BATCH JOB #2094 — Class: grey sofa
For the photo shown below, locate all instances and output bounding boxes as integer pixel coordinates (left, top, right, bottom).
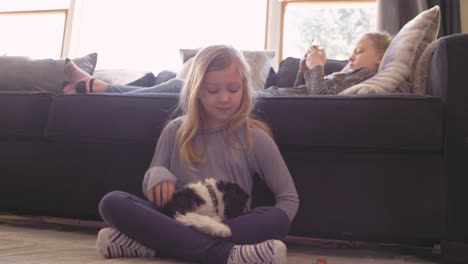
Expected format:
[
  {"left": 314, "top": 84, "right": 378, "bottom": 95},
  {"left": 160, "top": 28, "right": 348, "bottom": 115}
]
[{"left": 1, "top": 34, "right": 468, "bottom": 261}]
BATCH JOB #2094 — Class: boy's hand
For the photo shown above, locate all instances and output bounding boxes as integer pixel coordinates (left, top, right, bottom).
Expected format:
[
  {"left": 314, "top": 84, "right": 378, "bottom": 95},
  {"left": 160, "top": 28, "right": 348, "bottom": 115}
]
[{"left": 148, "top": 181, "right": 175, "bottom": 207}]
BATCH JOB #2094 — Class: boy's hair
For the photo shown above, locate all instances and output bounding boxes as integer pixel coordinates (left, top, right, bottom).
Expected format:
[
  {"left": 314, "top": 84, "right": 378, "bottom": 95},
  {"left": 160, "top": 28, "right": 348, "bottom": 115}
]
[
  {"left": 361, "top": 32, "right": 393, "bottom": 55},
  {"left": 176, "top": 44, "right": 272, "bottom": 169}
]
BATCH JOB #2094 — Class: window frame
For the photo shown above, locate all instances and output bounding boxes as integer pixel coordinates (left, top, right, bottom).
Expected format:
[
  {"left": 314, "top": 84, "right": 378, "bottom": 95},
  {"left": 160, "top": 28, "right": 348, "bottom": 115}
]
[{"left": 0, "top": 8, "right": 69, "bottom": 58}]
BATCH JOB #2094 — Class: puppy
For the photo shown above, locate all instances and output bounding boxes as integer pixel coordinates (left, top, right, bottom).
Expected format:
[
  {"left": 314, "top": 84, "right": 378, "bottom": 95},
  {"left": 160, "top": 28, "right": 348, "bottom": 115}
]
[{"left": 160, "top": 178, "right": 249, "bottom": 237}]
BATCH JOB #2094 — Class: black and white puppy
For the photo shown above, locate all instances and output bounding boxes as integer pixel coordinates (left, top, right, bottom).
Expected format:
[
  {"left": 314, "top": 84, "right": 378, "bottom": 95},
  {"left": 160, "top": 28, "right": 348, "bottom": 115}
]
[{"left": 160, "top": 178, "right": 249, "bottom": 237}]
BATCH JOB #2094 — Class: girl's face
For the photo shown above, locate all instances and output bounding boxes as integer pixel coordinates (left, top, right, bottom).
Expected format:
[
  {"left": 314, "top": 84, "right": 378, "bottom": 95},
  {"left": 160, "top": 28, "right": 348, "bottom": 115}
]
[
  {"left": 348, "top": 36, "right": 383, "bottom": 72},
  {"left": 198, "top": 63, "right": 244, "bottom": 129}
]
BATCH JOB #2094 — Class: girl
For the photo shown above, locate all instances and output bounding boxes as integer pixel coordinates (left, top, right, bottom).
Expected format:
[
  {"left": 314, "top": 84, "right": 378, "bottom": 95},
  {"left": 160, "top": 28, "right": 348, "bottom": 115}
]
[
  {"left": 96, "top": 44, "right": 299, "bottom": 264},
  {"left": 257, "top": 32, "right": 393, "bottom": 96}
]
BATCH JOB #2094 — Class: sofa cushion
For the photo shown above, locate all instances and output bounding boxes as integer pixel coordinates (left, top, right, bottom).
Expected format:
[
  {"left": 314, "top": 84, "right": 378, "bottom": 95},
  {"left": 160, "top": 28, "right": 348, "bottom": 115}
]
[
  {"left": 0, "top": 53, "right": 97, "bottom": 95},
  {"left": 254, "top": 94, "right": 442, "bottom": 152},
  {"left": 413, "top": 39, "right": 440, "bottom": 94},
  {"left": 45, "top": 94, "right": 179, "bottom": 144},
  {"left": 427, "top": 38, "right": 448, "bottom": 98},
  {"left": 275, "top": 57, "right": 300, "bottom": 88},
  {"left": 44, "top": 93, "right": 443, "bottom": 152},
  {"left": 340, "top": 6, "right": 440, "bottom": 94},
  {"left": 179, "top": 48, "right": 199, "bottom": 63},
  {"left": 177, "top": 49, "right": 275, "bottom": 91},
  {"left": 264, "top": 67, "right": 277, "bottom": 89},
  {"left": 0, "top": 92, "right": 53, "bottom": 139}
]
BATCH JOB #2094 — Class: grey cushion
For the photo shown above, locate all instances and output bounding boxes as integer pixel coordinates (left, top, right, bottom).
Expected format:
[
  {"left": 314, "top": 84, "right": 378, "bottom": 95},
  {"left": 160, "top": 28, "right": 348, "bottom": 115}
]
[
  {"left": 0, "top": 53, "right": 97, "bottom": 95},
  {"left": 178, "top": 48, "right": 275, "bottom": 91}
]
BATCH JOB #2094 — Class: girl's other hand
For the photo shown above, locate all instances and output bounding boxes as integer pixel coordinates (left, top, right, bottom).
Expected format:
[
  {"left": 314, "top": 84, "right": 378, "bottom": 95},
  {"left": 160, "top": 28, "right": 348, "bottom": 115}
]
[
  {"left": 148, "top": 181, "right": 175, "bottom": 207},
  {"left": 299, "top": 52, "right": 309, "bottom": 73}
]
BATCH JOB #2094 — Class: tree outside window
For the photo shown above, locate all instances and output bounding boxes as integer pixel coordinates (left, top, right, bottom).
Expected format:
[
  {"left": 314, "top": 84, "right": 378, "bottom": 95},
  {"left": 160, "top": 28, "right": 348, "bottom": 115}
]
[{"left": 283, "top": 2, "right": 377, "bottom": 60}]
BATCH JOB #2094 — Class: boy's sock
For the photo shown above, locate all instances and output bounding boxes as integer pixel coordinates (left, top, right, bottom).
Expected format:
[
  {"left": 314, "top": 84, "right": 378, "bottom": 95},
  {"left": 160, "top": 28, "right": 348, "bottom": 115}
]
[
  {"left": 96, "top": 227, "right": 156, "bottom": 258},
  {"left": 227, "top": 239, "right": 287, "bottom": 264},
  {"left": 63, "top": 58, "right": 94, "bottom": 94}
]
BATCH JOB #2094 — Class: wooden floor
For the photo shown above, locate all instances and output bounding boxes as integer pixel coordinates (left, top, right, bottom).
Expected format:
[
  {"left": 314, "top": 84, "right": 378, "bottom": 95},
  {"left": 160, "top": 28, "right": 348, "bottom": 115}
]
[{"left": 0, "top": 214, "right": 440, "bottom": 264}]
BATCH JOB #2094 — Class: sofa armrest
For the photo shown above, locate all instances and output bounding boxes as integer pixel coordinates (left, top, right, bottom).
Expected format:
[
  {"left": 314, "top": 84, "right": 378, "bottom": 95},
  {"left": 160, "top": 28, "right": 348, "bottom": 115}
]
[{"left": 434, "top": 33, "right": 468, "bottom": 255}]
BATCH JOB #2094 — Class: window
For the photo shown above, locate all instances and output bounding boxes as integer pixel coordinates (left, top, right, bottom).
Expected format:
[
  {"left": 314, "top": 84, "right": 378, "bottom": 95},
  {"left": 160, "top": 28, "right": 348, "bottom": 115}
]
[
  {"left": 69, "top": 0, "right": 268, "bottom": 73},
  {"left": 281, "top": 0, "right": 377, "bottom": 60},
  {"left": 0, "top": 0, "right": 69, "bottom": 58}
]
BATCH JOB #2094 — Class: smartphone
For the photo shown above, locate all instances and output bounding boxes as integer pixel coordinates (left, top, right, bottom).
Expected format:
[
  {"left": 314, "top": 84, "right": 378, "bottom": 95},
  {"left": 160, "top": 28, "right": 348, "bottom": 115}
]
[{"left": 311, "top": 38, "right": 320, "bottom": 48}]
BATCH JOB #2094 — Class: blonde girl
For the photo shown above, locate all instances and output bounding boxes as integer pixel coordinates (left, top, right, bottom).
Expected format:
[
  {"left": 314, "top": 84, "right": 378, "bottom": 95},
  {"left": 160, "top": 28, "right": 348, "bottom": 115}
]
[
  {"left": 258, "top": 31, "right": 393, "bottom": 96},
  {"left": 97, "top": 44, "right": 299, "bottom": 264}
]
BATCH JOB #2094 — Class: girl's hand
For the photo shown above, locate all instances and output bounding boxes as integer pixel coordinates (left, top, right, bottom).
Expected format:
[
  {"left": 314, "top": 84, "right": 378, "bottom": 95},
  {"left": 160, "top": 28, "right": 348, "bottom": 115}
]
[
  {"left": 306, "top": 46, "right": 326, "bottom": 69},
  {"left": 148, "top": 181, "right": 175, "bottom": 207},
  {"left": 299, "top": 45, "right": 315, "bottom": 73}
]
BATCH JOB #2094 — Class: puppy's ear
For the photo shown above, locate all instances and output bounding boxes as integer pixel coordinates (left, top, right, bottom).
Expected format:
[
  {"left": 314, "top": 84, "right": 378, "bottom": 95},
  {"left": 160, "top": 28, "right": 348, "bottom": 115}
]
[
  {"left": 161, "top": 188, "right": 205, "bottom": 217},
  {"left": 217, "top": 181, "right": 249, "bottom": 219}
]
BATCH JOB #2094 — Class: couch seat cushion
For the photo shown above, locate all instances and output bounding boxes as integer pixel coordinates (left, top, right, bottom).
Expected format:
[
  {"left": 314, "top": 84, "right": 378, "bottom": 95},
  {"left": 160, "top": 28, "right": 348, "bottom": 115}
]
[
  {"left": 45, "top": 94, "right": 179, "bottom": 144},
  {"left": 254, "top": 94, "right": 442, "bottom": 152},
  {"left": 0, "top": 92, "right": 53, "bottom": 139}
]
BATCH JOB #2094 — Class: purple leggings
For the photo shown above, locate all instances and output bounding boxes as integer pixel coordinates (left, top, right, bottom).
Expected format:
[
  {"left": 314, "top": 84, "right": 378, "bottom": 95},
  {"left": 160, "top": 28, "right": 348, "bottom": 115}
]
[{"left": 98, "top": 191, "right": 290, "bottom": 264}]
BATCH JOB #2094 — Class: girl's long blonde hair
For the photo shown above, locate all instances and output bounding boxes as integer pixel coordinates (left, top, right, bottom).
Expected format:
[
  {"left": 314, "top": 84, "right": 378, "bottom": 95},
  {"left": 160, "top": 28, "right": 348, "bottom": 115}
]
[{"left": 176, "top": 44, "right": 271, "bottom": 169}]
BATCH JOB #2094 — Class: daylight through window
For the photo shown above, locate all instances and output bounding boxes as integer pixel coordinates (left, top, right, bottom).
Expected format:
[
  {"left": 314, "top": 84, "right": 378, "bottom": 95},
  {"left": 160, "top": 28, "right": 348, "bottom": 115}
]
[
  {"left": 69, "top": 0, "right": 267, "bottom": 73},
  {"left": 282, "top": 1, "right": 377, "bottom": 60}
]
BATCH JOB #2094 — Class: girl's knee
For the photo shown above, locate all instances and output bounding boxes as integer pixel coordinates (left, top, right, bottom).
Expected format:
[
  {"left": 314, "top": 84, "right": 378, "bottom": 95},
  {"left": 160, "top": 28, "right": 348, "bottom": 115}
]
[
  {"left": 98, "top": 191, "right": 130, "bottom": 218},
  {"left": 270, "top": 208, "right": 291, "bottom": 236},
  {"left": 252, "top": 207, "right": 290, "bottom": 236},
  {"left": 252, "top": 207, "right": 289, "bottom": 222},
  {"left": 272, "top": 207, "right": 290, "bottom": 225}
]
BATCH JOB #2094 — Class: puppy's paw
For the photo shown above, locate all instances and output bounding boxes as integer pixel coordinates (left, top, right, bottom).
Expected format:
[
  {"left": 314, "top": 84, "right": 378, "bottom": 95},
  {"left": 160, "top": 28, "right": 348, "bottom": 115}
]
[
  {"left": 175, "top": 212, "right": 232, "bottom": 237},
  {"left": 210, "top": 223, "right": 232, "bottom": 237}
]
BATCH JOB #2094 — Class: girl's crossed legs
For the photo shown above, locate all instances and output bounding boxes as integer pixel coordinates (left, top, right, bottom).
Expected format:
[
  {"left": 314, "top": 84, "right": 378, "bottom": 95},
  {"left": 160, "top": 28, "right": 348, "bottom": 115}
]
[{"left": 98, "top": 191, "right": 290, "bottom": 264}]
